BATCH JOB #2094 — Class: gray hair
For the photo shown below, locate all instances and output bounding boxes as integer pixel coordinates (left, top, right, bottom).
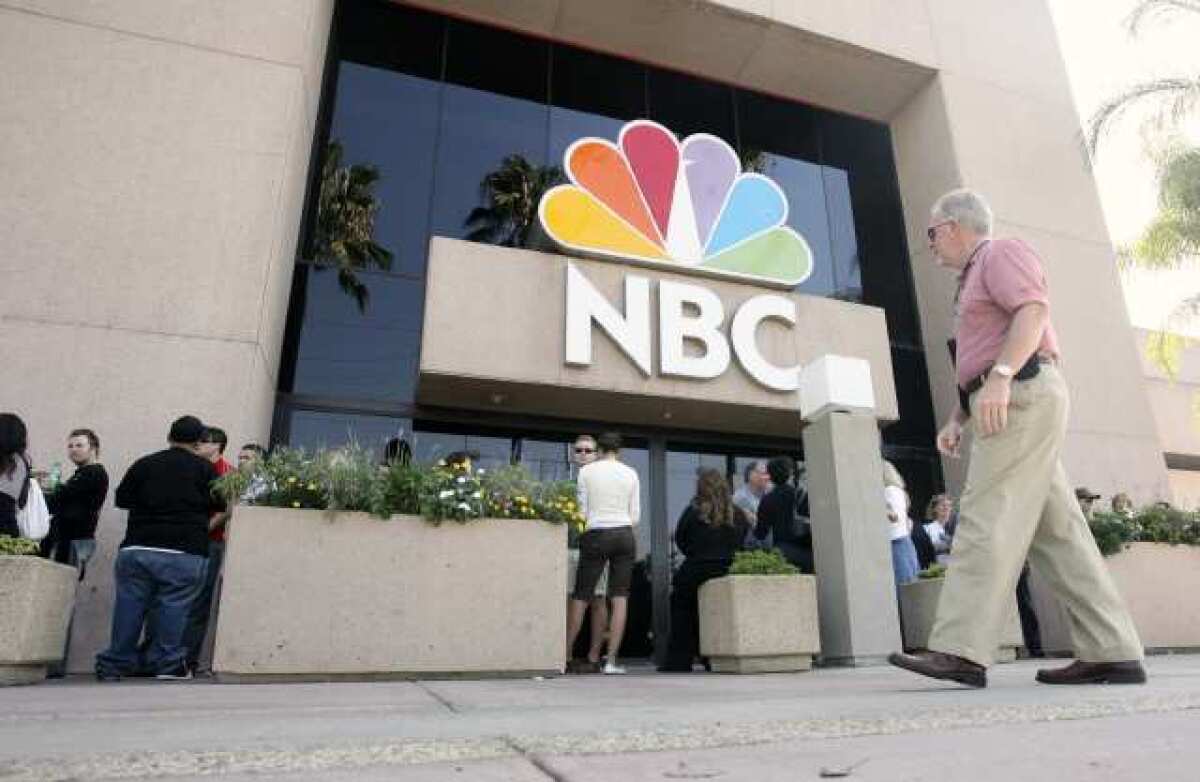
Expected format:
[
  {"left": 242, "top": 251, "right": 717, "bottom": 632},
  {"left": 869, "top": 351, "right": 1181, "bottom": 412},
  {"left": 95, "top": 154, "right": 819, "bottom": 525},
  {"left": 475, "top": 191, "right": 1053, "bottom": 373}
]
[
  {"left": 743, "top": 459, "right": 767, "bottom": 482},
  {"left": 931, "top": 188, "right": 993, "bottom": 236}
]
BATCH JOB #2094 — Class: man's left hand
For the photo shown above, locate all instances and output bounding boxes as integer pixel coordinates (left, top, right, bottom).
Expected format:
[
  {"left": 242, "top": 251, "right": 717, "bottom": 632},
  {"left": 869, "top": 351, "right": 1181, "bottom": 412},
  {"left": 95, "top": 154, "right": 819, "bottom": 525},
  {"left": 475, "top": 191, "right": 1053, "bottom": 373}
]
[{"left": 976, "top": 373, "right": 1011, "bottom": 437}]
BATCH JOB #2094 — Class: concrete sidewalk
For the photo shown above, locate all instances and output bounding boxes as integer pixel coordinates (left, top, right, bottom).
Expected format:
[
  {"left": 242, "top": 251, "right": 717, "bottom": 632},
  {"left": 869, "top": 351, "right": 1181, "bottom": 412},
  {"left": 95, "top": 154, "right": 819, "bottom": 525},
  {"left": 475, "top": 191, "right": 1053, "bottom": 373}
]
[{"left": 2, "top": 656, "right": 1199, "bottom": 780}]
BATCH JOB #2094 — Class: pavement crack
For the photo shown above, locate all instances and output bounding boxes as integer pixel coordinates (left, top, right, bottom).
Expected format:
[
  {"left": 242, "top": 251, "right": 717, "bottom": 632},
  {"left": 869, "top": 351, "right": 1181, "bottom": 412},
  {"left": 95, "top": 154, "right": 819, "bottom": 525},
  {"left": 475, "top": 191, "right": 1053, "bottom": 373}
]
[
  {"left": 502, "top": 737, "right": 569, "bottom": 782},
  {"left": 414, "top": 682, "right": 460, "bottom": 714}
]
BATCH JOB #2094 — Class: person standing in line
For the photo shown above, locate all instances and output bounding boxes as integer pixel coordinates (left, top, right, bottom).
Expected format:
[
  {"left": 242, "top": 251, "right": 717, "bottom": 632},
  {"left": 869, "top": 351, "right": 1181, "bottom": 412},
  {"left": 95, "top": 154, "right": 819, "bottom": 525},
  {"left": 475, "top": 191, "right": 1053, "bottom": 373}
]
[
  {"left": 1075, "top": 487, "right": 1101, "bottom": 520},
  {"left": 566, "top": 433, "right": 611, "bottom": 674},
  {"left": 566, "top": 432, "right": 639, "bottom": 675},
  {"left": 0, "top": 413, "right": 31, "bottom": 539},
  {"left": 181, "top": 426, "right": 235, "bottom": 674},
  {"left": 40, "top": 429, "right": 109, "bottom": 568},
  {"left": 660, "top": 468, "right": 749, "bottom": 672},
  {"left": 889, "top": 188, "right": 1144, "bottom": 688},
  {"left": 95, "top": 416, "right": 222, "bottom": 681},
  {"left": 732, "top": 460, "right": 771, "bottom": 548},
  {"left": 237, "top": 443, "right": 269, "bottom": 504},
  {"left": 752, "top": 457, "right": 813, "bottom": 573},
  {"left": 884, "top": 461, "right": 920, "bottom": 586}
]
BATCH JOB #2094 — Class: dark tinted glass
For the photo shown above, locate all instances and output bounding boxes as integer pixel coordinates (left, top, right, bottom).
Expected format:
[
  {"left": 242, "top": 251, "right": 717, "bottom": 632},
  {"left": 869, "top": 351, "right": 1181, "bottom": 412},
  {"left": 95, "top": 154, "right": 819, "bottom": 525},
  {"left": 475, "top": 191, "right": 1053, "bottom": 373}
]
[
  {"left": 326, "top": 63, "right": 440, "bottom": 277},
  {"left": 336, "top": 0, "right": 443, "bottom": 78},
  {"left": 820, "top": 114, "right": 919, "bottom": 345},
  {"left": 646, "top": 67, "right": 736, "bottom": 144},
  {"left": 286, "top": 410, "right": 412, "bottom": 455},
  {"left": 823, "top": 167, "right": 862, "bottom": 301},
  {"left": 736, "top": 90, "right": 820, "bottom": 164},
  {"left": 286, "top": 267, "right": 424, "bottom": 402},
  {"left": 429, "top": 85, "right": 549, "bottom": 241},
  {"left": 445, "top": 19, "right": 548, "bottom": 102},
  {"left": 883, "top": 347, "right": 938, "bottom": 449},
  {"left": 551, "top": 45, "right": 645, "bottom": 119}
]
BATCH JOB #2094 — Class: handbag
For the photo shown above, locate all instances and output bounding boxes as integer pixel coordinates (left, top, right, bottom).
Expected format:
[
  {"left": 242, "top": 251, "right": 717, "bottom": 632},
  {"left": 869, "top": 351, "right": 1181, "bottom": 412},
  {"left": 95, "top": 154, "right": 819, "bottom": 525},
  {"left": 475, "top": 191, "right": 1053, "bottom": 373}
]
[{"left": 16, "top": 475, "right": 51, "bottom": 541}]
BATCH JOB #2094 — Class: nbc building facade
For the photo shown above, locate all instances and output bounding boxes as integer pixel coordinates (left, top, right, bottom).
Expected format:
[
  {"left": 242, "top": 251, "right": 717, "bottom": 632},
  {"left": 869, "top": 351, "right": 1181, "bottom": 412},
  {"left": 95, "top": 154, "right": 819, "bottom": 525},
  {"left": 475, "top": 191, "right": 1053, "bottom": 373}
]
[{"left": 2, "top": 0, "right": 1174, "bottom": 670}]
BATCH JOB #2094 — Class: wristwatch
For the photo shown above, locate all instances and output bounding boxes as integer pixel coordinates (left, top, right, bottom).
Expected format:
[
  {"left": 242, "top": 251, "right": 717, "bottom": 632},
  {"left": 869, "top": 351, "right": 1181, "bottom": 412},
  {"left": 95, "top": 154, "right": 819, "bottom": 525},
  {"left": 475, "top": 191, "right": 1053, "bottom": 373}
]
[{"left": 991, "top": 363, "right": 1015, "bottom": 379}]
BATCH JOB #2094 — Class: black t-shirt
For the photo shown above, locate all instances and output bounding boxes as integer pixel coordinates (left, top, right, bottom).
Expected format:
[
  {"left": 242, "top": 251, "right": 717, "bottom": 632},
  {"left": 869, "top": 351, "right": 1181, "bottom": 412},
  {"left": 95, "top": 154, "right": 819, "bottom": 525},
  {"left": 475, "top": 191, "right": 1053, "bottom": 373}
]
[
  {"left": 674, "top": 505, "right": 749, "bottom": 563},
  {"left": 753, "top": 484, "right": 811, "bottom": 546},
  {"left": 46, "top": 463, "right": 109, "bottom": 540},
  {"left": 115, "top": 447, "right": 223, "bottom": 557}
]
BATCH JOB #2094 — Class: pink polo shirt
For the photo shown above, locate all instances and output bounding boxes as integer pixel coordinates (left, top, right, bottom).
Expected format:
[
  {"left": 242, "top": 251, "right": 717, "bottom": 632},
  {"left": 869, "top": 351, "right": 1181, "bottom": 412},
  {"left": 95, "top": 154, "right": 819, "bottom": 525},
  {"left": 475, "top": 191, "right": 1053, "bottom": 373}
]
[{"left": 954, "top": 238, "right": 1060, "bottom": 388}]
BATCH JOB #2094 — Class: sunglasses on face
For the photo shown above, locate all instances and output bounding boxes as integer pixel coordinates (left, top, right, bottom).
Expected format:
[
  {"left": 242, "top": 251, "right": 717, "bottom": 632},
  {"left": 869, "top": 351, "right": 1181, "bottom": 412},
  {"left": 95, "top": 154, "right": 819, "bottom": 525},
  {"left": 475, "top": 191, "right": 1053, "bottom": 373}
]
[
  {"left": 574, "top": 447, "right": 595, "bottom": 454},
  {"left": 926, "top": 220, "right": 954, "bottom": 242}
]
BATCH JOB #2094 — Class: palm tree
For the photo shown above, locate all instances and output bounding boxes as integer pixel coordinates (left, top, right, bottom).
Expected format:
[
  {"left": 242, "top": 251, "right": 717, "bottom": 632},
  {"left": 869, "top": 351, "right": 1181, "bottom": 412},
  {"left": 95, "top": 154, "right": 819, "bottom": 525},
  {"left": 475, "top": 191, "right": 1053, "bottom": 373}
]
[
  {"left": 1086, "top": 1, "right": 1200, "bottom": 155},
  {"left": 464, "top": 155, "right": 564, "bottom": 248},
  {"left": 308, "top": 140, "right": 393, "bottom": 311}
]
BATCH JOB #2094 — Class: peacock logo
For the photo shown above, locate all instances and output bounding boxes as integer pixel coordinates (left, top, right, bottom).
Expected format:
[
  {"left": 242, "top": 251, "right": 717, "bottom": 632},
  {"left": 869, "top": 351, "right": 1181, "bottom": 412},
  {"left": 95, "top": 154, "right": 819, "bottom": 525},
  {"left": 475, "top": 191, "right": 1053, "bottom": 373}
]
[{"left": 538, "top": 119, "right": 814, "bottom": 287}]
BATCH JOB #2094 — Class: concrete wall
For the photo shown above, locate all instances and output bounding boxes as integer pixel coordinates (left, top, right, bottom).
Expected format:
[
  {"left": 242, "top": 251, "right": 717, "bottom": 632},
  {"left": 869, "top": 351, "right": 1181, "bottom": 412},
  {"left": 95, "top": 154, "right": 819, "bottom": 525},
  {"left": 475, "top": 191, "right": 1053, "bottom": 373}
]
[
  {"left": 418, "top": 239, "right": 898, "bottom": 437},
  {"left": 0, "top": 0, "right": 335, "bottom": 671},
  {"left": 213, "top": 508, "right": 567, "bottom": 678}
]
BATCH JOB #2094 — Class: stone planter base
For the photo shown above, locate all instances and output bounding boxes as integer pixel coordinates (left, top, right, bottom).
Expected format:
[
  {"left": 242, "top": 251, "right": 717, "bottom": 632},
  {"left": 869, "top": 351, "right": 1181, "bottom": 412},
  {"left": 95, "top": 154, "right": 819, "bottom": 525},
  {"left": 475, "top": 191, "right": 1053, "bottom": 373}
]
[
  {"left": 899, "top": 578, "right": 1021, "bottom": 663},
  {"left": 213, "top": 508, "right": 567, "bottom": 679},
  {"left": 0, "top": 556, "right": 77, "bottom": 686},
  {"left": 699, "top": 574, "right": 820, "bottom": 674}
]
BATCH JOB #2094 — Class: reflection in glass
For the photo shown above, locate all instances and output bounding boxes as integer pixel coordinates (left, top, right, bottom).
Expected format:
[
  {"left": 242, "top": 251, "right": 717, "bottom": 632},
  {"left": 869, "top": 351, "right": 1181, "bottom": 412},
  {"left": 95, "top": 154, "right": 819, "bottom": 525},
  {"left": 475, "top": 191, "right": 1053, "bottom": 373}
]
[
  {"left": 288, "top": 411, "right": 412, "bottom": 458},
  {"left": 326, "top": 63, "right": 440, "bottom": 277},
  {"left": 824, "top": 167, "right": 862, "bottom": 301},
  {"left": 430, "top": 85, "right": 549, "bottom": 243},
  {"left": 411, "top": 432, "right": 512, "bottom": 471},
  {"left": 290, "top": 269, "right": 423, "bottom": 402},
  {"left": 519, "top": 439, "right": 573, "bottom": 483}
]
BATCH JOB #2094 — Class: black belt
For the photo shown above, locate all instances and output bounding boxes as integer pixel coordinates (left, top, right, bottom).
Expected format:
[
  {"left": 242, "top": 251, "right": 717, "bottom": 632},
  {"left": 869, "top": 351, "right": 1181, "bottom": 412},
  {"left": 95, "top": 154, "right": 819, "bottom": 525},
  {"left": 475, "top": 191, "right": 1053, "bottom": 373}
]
[{"left": 957, "top": 354, "right": 1049, "bottom": 414}]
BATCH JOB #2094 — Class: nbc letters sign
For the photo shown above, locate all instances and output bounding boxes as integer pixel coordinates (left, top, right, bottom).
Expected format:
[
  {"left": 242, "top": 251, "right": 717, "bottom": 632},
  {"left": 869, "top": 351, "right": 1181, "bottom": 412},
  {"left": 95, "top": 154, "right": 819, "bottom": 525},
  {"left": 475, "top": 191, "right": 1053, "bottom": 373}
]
[{"left": 540, "top": 120, "right": 816, "bottom": 392}]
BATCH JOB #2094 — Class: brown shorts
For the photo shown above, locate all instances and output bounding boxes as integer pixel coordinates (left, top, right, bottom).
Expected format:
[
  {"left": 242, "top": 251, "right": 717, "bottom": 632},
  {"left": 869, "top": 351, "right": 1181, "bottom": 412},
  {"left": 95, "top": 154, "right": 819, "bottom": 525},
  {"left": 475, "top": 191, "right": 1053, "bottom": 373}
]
[{"left": 572, "top": 526, "right": 635, "bottom": 600}]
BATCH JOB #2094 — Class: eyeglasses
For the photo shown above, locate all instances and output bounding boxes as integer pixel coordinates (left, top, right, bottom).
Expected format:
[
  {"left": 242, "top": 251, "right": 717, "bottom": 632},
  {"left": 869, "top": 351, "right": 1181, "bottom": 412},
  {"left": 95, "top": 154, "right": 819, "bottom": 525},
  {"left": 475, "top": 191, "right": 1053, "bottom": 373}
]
[
  {"left": 574, "top": 447, "right": 595, "bottom": 454},
  {"left": 926, "top": 220, "right": 954, "bottom": 242}
]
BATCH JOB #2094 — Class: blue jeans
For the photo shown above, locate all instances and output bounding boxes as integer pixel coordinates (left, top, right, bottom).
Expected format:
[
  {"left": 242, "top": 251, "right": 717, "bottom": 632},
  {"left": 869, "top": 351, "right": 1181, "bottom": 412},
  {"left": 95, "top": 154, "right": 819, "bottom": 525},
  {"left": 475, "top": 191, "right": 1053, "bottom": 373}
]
[
  {"left": 182, "top": 541, "right": 224, "bottom": 668},
  {"left": 891, "top": 536, "right": 921, "bottom": 586},
  {"left": 95, "top": 548, "right": 205, "bottom": 676}
]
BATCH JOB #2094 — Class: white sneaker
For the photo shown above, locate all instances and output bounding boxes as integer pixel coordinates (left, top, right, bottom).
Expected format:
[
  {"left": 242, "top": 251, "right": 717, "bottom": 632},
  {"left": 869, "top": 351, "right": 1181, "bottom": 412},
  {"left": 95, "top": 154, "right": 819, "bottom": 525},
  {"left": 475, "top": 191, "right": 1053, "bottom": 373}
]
[{"left": 603, "top": 661, "right": 626, "bottom": 675}]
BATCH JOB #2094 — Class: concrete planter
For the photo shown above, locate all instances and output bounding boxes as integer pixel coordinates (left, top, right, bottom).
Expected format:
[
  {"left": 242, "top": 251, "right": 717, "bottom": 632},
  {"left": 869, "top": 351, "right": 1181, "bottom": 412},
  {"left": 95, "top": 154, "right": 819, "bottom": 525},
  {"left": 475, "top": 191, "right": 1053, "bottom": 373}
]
[
  {"left": 1033, "top": 543, "right": 1200, "bottom": 654},
  {"left": 899, "top": 578, "right": 1022, "bottom": 662},
  {"left": 698, "top": 574, "right": 820, "bottom": 673},
  {"left": 0, "top": 556, "right": 77, "bottom": 685},
  {"left": 212, "top": 506, "right": 567, "bottom": 680}
]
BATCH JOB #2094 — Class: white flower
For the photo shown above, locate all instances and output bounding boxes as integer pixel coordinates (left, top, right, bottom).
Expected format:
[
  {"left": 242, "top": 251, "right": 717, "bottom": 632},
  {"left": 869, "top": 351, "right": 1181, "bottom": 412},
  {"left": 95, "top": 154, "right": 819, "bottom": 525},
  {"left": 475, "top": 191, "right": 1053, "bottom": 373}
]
[
  {"left": 439, "top": 490, "right": 454, "bottom": 499},
  {"left": 456, "top": 476, "right": 466, "bottom": 484},
  {"left": 457, "top": 502, "right": 471, "bottom": 511},
  {"left": 476, "top": 468, "right": 486, "bottom": 475},
  {"left": 473, "top": 491, "right": 482, "bottom": 499}
]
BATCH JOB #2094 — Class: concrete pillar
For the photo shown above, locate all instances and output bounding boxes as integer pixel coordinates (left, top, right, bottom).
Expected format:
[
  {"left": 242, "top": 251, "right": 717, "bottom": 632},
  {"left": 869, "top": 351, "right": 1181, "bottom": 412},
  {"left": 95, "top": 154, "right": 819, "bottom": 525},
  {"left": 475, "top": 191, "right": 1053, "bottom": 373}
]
[{"left": 802, "top": 410, "right": 901, "bottom": 666}]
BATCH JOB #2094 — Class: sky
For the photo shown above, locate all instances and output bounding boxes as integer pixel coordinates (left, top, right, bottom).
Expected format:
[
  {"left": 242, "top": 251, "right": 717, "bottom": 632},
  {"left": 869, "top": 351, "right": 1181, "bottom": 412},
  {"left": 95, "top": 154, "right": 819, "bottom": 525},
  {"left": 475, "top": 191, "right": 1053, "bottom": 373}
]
[{"left": 1047, "top": 0, "right": 1200, "bottom": 335}]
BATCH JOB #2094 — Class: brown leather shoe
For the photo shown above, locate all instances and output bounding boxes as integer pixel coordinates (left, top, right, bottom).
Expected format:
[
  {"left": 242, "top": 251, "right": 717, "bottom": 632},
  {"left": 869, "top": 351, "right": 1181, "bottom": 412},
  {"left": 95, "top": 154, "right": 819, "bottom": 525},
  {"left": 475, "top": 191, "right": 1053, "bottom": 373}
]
[
  {"left": 887, "top": 651, "right": 987, "bottom": 688},
  {"left": 1035, "top": 660, "right": 1146, "bottom": 685}
]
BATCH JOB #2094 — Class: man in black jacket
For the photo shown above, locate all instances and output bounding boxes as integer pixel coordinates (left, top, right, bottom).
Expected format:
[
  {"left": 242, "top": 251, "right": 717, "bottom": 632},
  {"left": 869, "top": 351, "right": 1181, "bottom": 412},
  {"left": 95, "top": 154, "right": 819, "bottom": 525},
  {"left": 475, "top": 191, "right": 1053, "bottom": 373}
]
[
  {"left": 95, "top": 416, "right": 223, "bottom": 681},
  {"left": 41, "top": 428, "right": 108, "bottom": 569}
]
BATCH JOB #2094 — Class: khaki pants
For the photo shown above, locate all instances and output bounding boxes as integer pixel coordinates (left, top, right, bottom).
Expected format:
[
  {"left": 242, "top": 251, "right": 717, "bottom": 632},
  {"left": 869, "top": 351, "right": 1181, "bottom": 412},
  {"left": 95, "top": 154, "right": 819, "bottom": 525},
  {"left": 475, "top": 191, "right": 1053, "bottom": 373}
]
[{"left": 929, "top": 365, "right": 1143, "bottom": 666}]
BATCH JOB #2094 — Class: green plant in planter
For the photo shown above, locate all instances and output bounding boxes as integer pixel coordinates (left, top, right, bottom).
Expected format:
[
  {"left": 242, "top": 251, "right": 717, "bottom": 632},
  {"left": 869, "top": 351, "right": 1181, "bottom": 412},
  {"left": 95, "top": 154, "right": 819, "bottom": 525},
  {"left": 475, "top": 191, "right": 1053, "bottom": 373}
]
[
  {"left": 420, "top": 463, "right": 485, "bottom": 524},
  {"left": 480, "top": 464, "right": 542, "bottom": 520},
  {"left": 1088, "top": 511, "right": 1137, "bottom": 556},
  {"left": 376, "top": 460, "right": 424, "bottom": 518},
  {"left": 0, "top": 535, "right": 40, "bottom": 556},
  {"left": 322, "top": 444, "right": 383, "bottom": 513},
  {"left": 728, "top": 548, "right": 800, "bottom": 576},
  {"left": 918, "top": 564, "right": 947, "bottom": 580}
]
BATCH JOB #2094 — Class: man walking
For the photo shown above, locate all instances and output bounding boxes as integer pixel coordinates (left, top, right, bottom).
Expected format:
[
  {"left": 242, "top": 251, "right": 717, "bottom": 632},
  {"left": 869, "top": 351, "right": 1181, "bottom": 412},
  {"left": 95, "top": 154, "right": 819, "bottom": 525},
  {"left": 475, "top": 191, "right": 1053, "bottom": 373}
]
[
  {"left": 95, "top": 416, "right": 221, "bottom": 681},
  {"left": 888, "top": 189, "right": 1144, "bottom": 688}
]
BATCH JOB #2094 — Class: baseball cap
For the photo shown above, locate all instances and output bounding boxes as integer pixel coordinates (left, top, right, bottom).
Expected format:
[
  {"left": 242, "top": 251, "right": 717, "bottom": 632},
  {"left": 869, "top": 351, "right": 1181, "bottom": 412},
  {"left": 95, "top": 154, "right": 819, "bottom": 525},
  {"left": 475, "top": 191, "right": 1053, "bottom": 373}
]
[{"left": 1074, "top": 487, "right": 1101, "bottom": 501}]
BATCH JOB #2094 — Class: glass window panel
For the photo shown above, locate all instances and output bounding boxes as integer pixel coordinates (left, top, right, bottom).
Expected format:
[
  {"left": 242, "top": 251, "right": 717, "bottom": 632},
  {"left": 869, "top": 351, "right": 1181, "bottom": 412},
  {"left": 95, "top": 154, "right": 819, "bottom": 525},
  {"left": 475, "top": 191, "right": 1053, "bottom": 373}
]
[
  {"left": 621, "top": 447, "right": 652, "bottom": 560},
  {"left": 445, "top": 19, "right": 548, "bottom": 102},
  {"left": 327, "top": 63, "right": 440, "bottom": 277},
  {"left": 411, "top": 431, "right": 512, "bottom": 471},
  {"left": 337, "top": 0, "right": 443, "bottom": 79},
  {"left": 429, "top": 85, "right": 550, "bottom": 243},
  {"left": 884, "top": 348, "right": 938, "bottom": 449},
  {"left": 735, "top": 90, "right": 821, "bottom": 164},
  {"left": 755, "top": 153, "right": 835, "bottom": 297},
  {"left": 551, "top": 45, "right": 645, "bottom": 119},
  {"left": 548, "top": 107, "right": 625, "bottom": 171},
  {"left": 823, "top": 167, "right": 862, "bottom": 301},
  {"left": 646, "top": 68, "right": 736, "bottom": 144},
  {"left": 289, "top": 268, "right": 424, "bottom": 402},
  {"left": 519, "top": 438, "right": 574, "bottom": 483},
  {"left": 287, "top": 411, "right": 412, "bottom": 457}
]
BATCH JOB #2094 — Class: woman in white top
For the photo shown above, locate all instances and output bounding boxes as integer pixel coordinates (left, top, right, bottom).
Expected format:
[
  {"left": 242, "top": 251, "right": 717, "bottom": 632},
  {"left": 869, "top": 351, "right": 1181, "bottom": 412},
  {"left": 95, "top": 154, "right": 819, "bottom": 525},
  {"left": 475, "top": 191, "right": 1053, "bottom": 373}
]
[
  {"left": 923, "top": 494, "right": 954, "bottom": 561},
  {"left": 884, "top": 460, "right": 920, "bottom": 586},
  {"left": 566, "top": 432, "right": 640, "bottom": 675}
]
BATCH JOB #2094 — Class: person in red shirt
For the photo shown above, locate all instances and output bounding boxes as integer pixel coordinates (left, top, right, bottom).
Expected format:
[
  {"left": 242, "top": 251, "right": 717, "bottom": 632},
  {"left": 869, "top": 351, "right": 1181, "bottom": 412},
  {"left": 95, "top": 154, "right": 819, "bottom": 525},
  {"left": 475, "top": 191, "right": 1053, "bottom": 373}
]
[
  {"left": 888, "top": 189, "right": 1145, "bottom": 688},
  {"left": 181, "top": 426, "right": 234, "bottom": 674}
]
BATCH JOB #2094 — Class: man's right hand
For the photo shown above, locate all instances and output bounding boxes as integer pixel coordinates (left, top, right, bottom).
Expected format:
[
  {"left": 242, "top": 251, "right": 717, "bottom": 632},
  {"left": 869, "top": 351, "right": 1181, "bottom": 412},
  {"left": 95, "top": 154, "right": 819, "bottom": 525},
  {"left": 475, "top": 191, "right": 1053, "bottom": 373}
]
[{"left": 937, "top": 417, "right": 964, "bottom": 458}]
